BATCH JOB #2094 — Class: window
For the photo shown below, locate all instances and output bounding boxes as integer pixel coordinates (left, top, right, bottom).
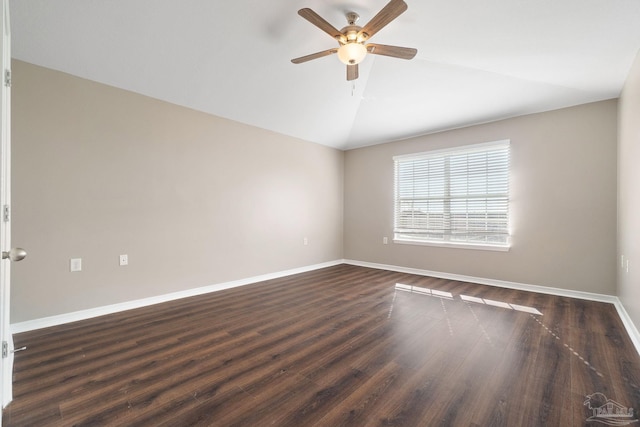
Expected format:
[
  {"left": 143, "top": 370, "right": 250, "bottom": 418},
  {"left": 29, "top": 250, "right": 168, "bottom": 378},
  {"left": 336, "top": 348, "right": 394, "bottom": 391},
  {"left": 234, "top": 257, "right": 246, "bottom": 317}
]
[{"left": 393, "top": 140, "right": 510, "bottom": 250}]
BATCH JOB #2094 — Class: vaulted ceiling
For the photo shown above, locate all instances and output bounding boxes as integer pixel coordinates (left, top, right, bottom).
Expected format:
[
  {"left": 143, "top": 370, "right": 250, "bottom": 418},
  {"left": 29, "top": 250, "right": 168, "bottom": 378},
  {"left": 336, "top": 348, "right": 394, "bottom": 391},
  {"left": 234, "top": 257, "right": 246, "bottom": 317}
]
[{"left": 10, "top": 0, "right": 640, "bottom": 150}]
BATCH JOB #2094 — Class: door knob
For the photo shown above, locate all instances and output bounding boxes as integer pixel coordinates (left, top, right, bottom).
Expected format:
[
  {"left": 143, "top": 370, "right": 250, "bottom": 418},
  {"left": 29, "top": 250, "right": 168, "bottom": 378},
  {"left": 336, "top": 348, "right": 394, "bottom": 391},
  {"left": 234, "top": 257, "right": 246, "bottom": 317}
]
[{"left": 2, "top": 247, "right": 27, "bottom": 262}]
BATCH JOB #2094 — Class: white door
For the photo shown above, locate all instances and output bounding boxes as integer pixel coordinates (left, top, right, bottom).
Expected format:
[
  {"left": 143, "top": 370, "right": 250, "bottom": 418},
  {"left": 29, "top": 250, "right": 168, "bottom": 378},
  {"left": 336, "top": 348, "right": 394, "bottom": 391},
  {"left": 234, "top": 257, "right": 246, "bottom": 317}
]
[{"left": 0, "top": 0, "right": 15, "bottom": 412}]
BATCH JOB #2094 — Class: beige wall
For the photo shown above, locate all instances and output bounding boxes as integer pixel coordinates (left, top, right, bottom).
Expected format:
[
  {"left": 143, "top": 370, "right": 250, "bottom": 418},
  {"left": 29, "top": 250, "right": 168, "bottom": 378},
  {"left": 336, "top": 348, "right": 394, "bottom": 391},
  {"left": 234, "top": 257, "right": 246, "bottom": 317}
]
[
  {"left": 10, "top": 60, "right": 344, "bottom": 323},
  {"left": 344, "top": 100, "right": 618, "bottom": 294},
  {"left": 9, "top": 59, "right": 623, "bottom": 324},
  {"left": 618, "top": 50, "right": 640, "bottom": 327}
]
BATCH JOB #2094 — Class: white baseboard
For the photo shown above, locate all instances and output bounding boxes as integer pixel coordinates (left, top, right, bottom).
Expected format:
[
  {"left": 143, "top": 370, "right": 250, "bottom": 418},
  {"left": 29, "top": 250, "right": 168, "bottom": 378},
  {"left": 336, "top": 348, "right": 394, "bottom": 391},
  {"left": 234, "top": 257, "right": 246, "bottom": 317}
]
[
  {"left": 11, "top": 258, "right": 640, "bottom": 358},
  {"left": 10, "top": 260, "right": 343, "bottom": 334},
  {"left": 343, "top": 259, "right": 618, "bottom": 302},
  {"left": 613, "top": 300, "right": 640, "bottom": 356},
  {"left": 344, "top": 259, "right": 640, "bottom": 356}
]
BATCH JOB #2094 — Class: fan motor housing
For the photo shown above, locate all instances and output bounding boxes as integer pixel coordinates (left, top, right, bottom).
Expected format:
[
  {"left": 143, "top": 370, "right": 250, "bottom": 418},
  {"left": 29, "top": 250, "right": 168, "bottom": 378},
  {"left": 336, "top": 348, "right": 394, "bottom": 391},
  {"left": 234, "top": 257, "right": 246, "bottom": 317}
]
[{"left": 339, "top": 26, "right": 368, "bottom": 45}]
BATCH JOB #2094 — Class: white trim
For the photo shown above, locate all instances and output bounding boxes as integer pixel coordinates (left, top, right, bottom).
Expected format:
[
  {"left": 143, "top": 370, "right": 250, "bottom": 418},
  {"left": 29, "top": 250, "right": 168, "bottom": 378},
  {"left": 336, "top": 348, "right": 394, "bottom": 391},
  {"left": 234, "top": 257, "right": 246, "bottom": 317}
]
[
  {"left": 11, "top": 258, "right": 640, "bottom": 358},
  {"left": 393, "top": 140, "right": 511, "bottom": 249},
  {"left": 613, "top": 300, "right": 640, "bottom": 356},
  {"left": 344, "top": 259, "right": 618, "bottom": 302},
  {"left": 1, "top": 0, "right": 11, "bottom": 410},
  {"left": 10, "top": 260, "right": 342, "bottom": 334},
  {"left": 392, "top": 139, "right": 510, "bottom": 161},
  {"left": 344, "top": 259, "right": 640, "bottom": 356},
  {"left": 393, "top": 238, "right": 510, "bottom": 252}
]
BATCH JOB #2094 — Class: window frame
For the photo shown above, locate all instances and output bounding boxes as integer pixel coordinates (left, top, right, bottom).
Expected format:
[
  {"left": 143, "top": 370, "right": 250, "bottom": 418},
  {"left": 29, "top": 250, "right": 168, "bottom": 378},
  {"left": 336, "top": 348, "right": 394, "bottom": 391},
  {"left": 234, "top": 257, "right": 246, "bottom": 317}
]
[{"left": 393, "top": 140, "right": 511, "bottom": 252}]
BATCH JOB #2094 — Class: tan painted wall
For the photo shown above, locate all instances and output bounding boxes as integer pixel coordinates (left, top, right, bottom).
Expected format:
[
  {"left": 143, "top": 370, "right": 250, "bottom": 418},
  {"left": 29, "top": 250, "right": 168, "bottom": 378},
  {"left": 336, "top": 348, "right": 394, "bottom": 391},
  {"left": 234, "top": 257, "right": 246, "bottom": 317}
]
[
  {"left": 344, "top": 100, "right": 618, "bottom": 294},
  {"left": 618, "top": 50, "right": 640, "bottom": 327},
  {"left": 10, "top": 59, "right": 622, "bottom": 323},
  {"left": 10, "top": 60, "right": 344, "bottom": 323}
]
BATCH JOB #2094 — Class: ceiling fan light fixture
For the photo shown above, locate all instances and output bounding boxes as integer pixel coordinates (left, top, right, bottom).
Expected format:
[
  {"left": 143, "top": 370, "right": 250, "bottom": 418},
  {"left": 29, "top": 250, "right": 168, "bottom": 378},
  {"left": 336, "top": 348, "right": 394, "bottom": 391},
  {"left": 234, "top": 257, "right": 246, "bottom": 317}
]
[
  {"left": 337, "top": 43, "right": 367, "bottom": 65},
  {"left": 292, "top": 0, "right": 417, "bottom": 80}
]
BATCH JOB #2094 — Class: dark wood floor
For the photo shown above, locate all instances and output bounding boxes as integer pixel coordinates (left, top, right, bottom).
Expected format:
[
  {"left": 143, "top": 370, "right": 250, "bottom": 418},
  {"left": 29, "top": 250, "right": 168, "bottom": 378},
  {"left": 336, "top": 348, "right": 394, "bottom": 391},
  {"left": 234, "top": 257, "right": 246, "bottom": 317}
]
[{"left": 3, "top": 264, "right": 640, "bottom": 426}]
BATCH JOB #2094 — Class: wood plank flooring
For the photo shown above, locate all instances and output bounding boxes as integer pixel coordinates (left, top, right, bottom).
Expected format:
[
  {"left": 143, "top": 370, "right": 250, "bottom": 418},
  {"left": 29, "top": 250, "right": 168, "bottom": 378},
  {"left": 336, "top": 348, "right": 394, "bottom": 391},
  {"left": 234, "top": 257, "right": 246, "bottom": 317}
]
[{"left": 3, "top": 264, "right": 640, "bottom": 426}]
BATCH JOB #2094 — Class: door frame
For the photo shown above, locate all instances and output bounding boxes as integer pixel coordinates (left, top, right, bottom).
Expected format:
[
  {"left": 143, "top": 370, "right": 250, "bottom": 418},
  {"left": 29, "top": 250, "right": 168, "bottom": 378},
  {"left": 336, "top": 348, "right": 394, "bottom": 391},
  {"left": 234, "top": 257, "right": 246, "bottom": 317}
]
[{"left": 1, "top": 0, "right": 12, "bottom": 412}]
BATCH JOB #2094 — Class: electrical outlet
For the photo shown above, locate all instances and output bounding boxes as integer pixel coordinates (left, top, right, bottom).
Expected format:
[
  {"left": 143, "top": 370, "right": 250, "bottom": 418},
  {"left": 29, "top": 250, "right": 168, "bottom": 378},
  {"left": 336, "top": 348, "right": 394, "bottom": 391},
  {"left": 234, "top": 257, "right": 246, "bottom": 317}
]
[
  {"left": 383, "top": 237, "right": 389, "bottom": 244},
  {"left": 303, "top": 237, "right": 308, "bottom": 246},
  {"left": 70, "top": 258, "right": 82, "bottom": 272},
  {"left": 119, "top": 254, "right": 128, "bottom": 266}
]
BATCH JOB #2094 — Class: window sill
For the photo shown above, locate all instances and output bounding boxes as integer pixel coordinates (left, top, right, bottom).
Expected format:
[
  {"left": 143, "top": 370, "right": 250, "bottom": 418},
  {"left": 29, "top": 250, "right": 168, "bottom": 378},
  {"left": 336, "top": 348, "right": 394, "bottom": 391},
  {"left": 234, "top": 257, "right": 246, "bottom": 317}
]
[{"left": 393, "top": 239, "right": 511, "bottom": 252}]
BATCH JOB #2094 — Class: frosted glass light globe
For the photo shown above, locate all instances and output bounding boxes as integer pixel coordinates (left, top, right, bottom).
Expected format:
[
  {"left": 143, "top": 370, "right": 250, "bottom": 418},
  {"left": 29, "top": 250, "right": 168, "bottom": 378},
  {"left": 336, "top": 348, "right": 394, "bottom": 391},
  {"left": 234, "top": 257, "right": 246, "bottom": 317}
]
[{"left": 337, "top": 43, "right": 367, "bottom": 65}]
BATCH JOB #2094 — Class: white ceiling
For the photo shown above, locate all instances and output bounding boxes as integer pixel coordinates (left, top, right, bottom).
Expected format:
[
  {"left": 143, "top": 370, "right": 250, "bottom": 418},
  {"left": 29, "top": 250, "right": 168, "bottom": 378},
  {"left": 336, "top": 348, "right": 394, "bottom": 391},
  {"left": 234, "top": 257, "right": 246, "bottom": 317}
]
[{"left": 10, "top": 0, "right": 640, "bottom": 150}]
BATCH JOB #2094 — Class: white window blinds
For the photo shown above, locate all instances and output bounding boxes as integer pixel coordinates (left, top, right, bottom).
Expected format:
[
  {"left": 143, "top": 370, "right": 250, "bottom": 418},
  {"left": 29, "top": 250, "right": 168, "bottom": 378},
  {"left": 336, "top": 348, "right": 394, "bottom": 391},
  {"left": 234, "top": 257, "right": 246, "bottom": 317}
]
[{"left": 394, "top": 140, "right": 510, "bottom": 248}]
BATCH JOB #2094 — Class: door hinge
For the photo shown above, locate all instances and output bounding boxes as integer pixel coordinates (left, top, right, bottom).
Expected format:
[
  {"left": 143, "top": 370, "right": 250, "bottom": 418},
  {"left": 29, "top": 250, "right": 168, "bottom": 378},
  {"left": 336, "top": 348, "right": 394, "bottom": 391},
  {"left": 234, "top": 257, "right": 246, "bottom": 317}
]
[
  {"left": 4, "top": 69, "right": 10, "bottom": 87},
  {"left": 3, "top": 205, "right": 9, "bottom": 222},
  {"left": 1, "top": 341, "right": 7, "bottom": 358}
]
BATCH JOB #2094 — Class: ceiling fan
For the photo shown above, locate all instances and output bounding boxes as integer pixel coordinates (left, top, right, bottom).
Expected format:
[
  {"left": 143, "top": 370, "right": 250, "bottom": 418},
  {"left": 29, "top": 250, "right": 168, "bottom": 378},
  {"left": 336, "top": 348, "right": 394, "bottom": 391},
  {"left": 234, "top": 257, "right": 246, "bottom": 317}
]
[{"left": 291, "top": 0, "right": 417, "bottom": 81}]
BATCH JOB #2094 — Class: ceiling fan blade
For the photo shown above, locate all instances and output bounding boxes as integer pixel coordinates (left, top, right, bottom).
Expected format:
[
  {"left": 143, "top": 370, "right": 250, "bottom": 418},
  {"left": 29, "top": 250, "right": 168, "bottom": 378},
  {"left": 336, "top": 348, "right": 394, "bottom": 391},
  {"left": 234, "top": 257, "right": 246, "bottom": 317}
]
[
  {"left": 291, "top": 48, "right": 338, "bottom": 64},
  {"left": 298, "top": 8, "right": 343, "bottom": 40},
  {"left": 359, "top": 0, "right": 408, "bottom": 40},
  {"left": 347, "top": 64, "right": 359, "bottom": 81},
  {"left": 366, "top": 43, "right": 417, "bottom": 60}
]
